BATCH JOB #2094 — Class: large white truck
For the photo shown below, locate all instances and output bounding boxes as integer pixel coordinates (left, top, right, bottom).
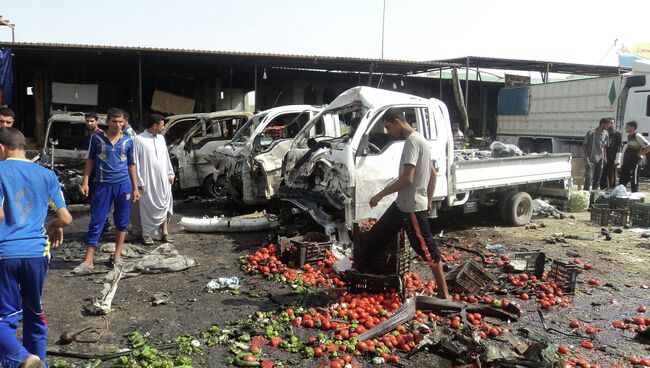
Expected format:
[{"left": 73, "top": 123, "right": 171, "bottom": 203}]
[
  {"left": 279, "top": 87, "right": 572, "bottom": 240},
  {"left": 496, "top": 60, "right": 650, "bottom": 157}
]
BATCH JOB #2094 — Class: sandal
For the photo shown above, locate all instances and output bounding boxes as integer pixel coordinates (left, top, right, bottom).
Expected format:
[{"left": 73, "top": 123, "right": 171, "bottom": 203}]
[
  {"left": 161, "top": 234, "right": 174, "bottom": 244},
  {"left": 142, "top": 236, "right": 155, "bottom": 246},
  {"left": 72, "top": 263, "right": 94, "bottom": 275},
  {"left": 108, "top": 254, "right": 126, "bottom": 268}
]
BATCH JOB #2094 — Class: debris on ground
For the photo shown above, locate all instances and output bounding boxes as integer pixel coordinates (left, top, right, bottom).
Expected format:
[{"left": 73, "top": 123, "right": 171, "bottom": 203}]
[{"left": 180, "top": 211, "right": 278, "bottom": 233}]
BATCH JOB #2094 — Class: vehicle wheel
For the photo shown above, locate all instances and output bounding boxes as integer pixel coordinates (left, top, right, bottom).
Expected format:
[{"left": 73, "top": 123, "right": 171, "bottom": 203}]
[
  {"left": 201, "top": 174, "right": 227, "bottom": 198},
  {"left": 536, "top": 140, "right": 553, "bottom": 154},
  {"left": 518, "top": 140, "right": 535, "bottom": 154},
  {"left": 505, "top": 192, "right": 533, "bottom": 226},
  {"left": 497, "top": 190, "right": 516, "bottom": 223}
]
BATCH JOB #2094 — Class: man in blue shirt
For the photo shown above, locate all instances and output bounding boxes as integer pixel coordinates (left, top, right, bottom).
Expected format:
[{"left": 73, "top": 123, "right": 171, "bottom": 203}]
[
  {"left": 0, "top": 127, "right": 73, "bottom": 368},
  {"left": 76, "top": 108, "right": 140, "bottom": 274}
]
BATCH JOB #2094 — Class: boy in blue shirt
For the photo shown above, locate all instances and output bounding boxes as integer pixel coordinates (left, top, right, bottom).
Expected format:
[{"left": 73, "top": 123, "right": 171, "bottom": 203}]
[
  {"left": 0, "top": 127, "right": 73, "bottom": 368},
  {"left": 76, "top": 108, "right": 140, "bottom": 273}
]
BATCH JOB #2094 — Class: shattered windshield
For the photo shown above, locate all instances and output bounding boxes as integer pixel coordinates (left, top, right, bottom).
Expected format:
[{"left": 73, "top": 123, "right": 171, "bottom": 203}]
[
  {"left": 231, "top": 113, "right": 267, "bottom": 146},
  {"left": 46, "top": 120, "right": 108, "bottom": 150},
  {"left": 293, "top": 103, "right": 367, "bottom": 150}
]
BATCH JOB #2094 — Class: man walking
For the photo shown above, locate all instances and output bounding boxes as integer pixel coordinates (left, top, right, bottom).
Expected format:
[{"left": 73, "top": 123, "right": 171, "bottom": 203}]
[
  {"left": 582, "top": 118, "right": 610, "bottom": 191},
  {"left": 600, "top": 117, "right": 622, "bottom": 189},
  {"left": 619, "top": 120, "right": 650, "bottom": 192},
  {"left": 0, "top": 128, "right": 73, "bottom": 368},
  {"left": 356, "top": 108, "right": 449, "bottom": 300},
  {"left": 134, "top": 114, "right": 175, "bottom": 245},
  {"left": 76, "top": 108, "right": 140, "bottom": 274}
]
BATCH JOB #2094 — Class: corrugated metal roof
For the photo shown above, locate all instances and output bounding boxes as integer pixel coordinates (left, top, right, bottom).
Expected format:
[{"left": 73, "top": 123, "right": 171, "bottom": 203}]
[
  {"left": 437, "top": 55, "right": 628, "bottom": 76},
  {"left": 0, "top": 42, "right": 458, "bottom": 74}
]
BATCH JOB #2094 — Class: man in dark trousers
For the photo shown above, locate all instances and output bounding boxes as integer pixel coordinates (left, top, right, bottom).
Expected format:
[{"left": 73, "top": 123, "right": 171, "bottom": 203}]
[
  {"left": 619, "top": 120, "right": 650, "bottom": 192},
  {"left": 600, "top": 117, "right": 622, "bottom": 189},
  {"left": 582, "top": 118, "right": 610, "bottom": 190},
  {"left": 356, "top": 108, "right": 449, "bottom": 300}
]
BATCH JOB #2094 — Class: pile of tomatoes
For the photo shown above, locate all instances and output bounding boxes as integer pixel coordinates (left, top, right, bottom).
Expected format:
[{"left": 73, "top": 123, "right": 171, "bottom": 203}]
[
  {"left": 502, "top": 272, "right": 572, "bottom": 309},
  {"left": 242, "top": 244, "right": 345, "bottom": 288}
]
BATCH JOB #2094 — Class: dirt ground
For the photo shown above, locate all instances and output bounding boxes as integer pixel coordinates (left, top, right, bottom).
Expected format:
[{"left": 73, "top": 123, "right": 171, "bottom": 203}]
[{"left": 40, "top": 183, "right": 650, "bottom": 367}]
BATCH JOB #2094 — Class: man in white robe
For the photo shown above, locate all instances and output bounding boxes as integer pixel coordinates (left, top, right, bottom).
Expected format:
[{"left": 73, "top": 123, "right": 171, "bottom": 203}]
[{"left": 134, "top": 114, "right": 175, "bottom": 244}]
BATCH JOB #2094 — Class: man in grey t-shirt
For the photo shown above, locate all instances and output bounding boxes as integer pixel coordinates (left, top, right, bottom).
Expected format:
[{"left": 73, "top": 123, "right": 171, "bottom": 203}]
[
  {"left": 355, "top": 108, "right": 449, "bottom": 300},
  {"left": 582, "top": 118, "right": 610, "bottom": 190}
]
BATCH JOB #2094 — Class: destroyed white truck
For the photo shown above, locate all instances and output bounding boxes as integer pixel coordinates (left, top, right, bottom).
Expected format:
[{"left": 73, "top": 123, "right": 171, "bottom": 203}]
[
  {"left": 280, "top": 87, "right": 572, "bottom": 239},
  {"left": 164, "top": 110, "right": 252, "bottom": 196},
  {"left": 497, "top": 60, "right": 650, "bottom": 156},
  {"left": 208, "top": 105, "right": 334, "bottom": 204}
]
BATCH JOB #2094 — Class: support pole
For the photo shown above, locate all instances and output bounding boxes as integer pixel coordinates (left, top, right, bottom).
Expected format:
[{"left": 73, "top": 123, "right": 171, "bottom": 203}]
[
  {"left": 254, "top": 63, "right": 258, "bottom": 112},
  {"left": 138, "top": 52, "right": 143, "bottom": 126},
  {"left": 464, "top": 57, "right": 469, "bottom": 110}
]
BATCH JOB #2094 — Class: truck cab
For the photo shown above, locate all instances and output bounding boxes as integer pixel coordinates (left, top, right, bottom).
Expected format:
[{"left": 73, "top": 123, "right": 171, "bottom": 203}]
[
  {"left": 164, "top": 110, "right": 252, "bottom": 196},
  {"left": 209, "top": 105, "right": 330, "bottom": 204}
]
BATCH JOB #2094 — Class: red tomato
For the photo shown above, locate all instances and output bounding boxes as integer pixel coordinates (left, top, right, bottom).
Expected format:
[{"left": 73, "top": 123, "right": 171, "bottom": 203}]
[
  {"left": 569, "top": 321, "right": 581, "bottom": 328},
  {"left": 638, "top": 305, "right": 648, "bottom": 313},
  {"left": 557, "top": 345, "right": 570, "bottom": 355},
  {"left": 243, "top": 355, "right": 258, "bottom": 362},
  {"left": 580, "top": 341, "right": 594, "bottom": 349},
  {"left": 585, "top": 326, "right": 598, "bottom": 335}
]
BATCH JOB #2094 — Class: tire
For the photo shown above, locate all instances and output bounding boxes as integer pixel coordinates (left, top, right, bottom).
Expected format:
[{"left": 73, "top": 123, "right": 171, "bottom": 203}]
[
  {"left": 201, "top": 174, "right": 227, "bottom": 198},
  {"left": 505, "top": 192, "right": 533, "bottom": 226},
  {"left": 518, "top": 140, "right": 535, "bottom": 154},
  {"left": 497, "top": 190, "right": 516, "bottom": 223}
]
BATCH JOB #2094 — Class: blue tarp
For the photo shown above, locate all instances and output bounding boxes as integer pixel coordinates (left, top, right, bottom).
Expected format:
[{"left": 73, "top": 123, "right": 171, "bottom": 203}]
[
  {"left": 497, "top": 87, "right": 529, "bottom": 116},
  {"left": 0, "top": 48, "right": 13, "bottom": 105}
]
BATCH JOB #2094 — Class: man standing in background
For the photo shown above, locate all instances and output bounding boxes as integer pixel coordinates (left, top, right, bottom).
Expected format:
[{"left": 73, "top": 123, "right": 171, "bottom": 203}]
[
  {"left": 0, "top": 107, "right": 16, "bottom": 129},
  {"left": 582, "top": 118, "right": 610, "bottom": 191},
  {"left": 134, "top": 114, "right": 175, "bottom": 245},
  {"left": 600, "top": 117, "right": 621, "bottom": 189}
]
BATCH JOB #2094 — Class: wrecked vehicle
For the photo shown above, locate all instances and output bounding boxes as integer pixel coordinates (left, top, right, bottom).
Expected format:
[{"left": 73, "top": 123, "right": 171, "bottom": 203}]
[
  {"left": 208, "top": 105, "right": 332, "bottom": 203},
  {"left": 280, "top": 86, "right": 573, "bottom": 238},
  {"left": 40, "top": 112, "right": 108, "bottom": 203},
  {"left": 164, "top": 110, "right": 252, "bottom": 196}
]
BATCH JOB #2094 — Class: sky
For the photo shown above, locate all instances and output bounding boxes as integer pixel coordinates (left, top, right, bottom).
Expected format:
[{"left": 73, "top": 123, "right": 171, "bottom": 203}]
[{"left": 2, "top": 0, "right": 648, "bottom": 67}]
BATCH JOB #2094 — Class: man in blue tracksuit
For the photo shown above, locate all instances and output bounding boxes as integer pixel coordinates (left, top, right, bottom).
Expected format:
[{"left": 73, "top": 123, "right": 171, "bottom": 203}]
[
  {"left": 75, "top": 108, "right": 140, "bottom": 274},
  {"left": 0, "top": 128, "right": 73, "bottom": 368}
]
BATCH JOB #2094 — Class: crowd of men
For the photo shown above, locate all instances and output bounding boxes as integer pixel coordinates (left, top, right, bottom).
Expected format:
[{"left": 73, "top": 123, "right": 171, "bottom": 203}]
[
  {"left": 582, "top": 117, "right": 650, "bottom": 192},
  {"left": 0, "top": 107, "right": 175, "bottom": 367}
]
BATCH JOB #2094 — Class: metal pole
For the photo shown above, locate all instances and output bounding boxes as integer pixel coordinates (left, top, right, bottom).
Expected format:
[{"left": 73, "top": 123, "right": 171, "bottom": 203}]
[
  {"left": 138, "top": 52, "right": 143, "bottom": 126},
  {"left": 438, "top": 67, "right": 442, "bottom": 99},
  {"left": 254, "top": 63, "right": 258, "bottom": 111},
  {"left": 464, "top": 57, "right": 469, "bottom": 110},
  {"left": 381, "top": 0, "right": 386, "bottom": 59}
]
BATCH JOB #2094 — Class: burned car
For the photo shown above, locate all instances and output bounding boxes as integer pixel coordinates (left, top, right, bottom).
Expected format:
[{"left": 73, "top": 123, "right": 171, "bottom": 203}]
[
  {"left": 208, "top": 105, "right": 337, "bottom": 204},
  {"left": 164, "top": 110, "right": 252, "bottom": 196},
  {"left": 40, "top": 112, "right": 107, "bottom": 204}
]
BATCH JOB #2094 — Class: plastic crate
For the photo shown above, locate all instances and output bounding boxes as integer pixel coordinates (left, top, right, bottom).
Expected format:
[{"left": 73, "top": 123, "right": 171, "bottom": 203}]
[
  {"left": 630, "top": 203, "right": 650, "bottom": 227},
  {"left": 280, "top": 232, "right": 331, "bottom": 267},
  {"left": 609, "top": 196, "right": 644, "bottom": 209},
  {"left": 548, "top": 260, "right": 579, "bottom": 294},
  {"left": 346, "top": 271, "right": 405, "bottom": 299},
  {"left": 445, "top": 260, "right": 498, "bottom": 294},
  {"left": 508, "top": 251, "right": 546, "bottom": 278},
  {"left": 589, "top": 204, "right": 629, "bottom": 227},
  {"left": 352, "top": 219, "right": 412, "bottom": 275}
]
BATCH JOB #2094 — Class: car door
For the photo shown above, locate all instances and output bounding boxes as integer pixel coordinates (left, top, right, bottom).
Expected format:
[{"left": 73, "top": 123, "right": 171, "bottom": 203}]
[{"left": 353, "top": 106, "right": 431, "bottom": 220}]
